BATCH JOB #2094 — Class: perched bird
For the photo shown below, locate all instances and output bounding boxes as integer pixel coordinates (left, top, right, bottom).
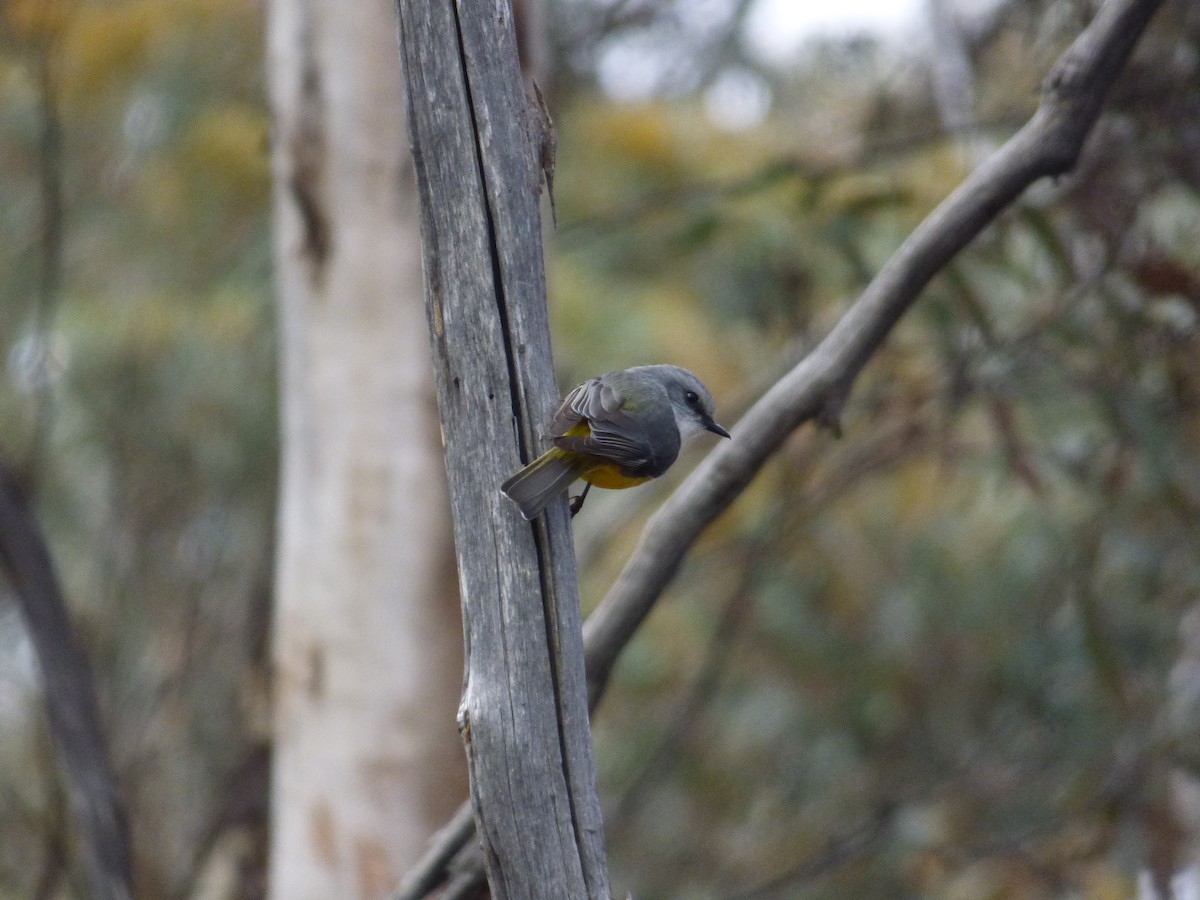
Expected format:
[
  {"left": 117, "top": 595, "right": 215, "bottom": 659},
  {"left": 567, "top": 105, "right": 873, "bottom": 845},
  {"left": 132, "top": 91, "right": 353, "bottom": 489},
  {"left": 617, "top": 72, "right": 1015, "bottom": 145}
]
[{"left": 501, "top": 365, "right": 730, "bottom": 520}]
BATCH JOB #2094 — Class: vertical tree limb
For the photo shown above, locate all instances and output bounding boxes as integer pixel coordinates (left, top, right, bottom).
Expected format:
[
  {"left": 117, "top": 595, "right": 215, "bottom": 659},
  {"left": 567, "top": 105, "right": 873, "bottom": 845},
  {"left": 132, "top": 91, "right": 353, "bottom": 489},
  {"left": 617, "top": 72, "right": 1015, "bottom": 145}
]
[{"left": 396, "top": 1, "right": 609, "bottom": 897}]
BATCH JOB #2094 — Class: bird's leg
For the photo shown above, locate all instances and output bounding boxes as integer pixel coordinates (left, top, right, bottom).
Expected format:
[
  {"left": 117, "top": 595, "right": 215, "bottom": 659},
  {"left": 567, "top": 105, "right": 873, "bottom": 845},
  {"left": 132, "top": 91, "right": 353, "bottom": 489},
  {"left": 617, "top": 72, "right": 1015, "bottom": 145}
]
[{"left": 569, "top": 482, "right": 592, "bottom": 518}]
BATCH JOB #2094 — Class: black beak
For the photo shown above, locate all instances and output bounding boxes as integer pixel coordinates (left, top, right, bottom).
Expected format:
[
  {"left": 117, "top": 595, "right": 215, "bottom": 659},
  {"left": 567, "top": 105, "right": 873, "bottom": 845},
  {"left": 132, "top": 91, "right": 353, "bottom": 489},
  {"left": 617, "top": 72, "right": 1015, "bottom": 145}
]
[{"left": 705, "top": 419, "right": 731, "bottom": 439}]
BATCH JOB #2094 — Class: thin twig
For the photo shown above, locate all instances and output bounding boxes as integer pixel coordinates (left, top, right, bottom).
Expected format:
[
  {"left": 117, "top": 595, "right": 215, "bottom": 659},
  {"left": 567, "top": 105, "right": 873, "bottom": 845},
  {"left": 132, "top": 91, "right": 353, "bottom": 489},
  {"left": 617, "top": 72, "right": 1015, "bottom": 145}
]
[
  {"left": 728, "top": 806, "right": 895, "bottom": 900},
  {"left": 393, "top": 802, "right": 478, "bottom": 900},
  {"left": 605, "top": 546, "right": 758, "bottom": 830}
]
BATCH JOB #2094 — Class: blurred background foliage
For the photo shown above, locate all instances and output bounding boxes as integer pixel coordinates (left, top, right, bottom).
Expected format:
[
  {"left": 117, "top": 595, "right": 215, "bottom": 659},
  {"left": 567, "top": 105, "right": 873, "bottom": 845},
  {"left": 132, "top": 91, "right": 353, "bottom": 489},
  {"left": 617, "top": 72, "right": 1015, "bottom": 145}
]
[
  {"left": 1, "top": 0, "right": 1199, "bottom": 897},
  {"left": 1, "top": 0, "right": 273, "bottom": 895}
]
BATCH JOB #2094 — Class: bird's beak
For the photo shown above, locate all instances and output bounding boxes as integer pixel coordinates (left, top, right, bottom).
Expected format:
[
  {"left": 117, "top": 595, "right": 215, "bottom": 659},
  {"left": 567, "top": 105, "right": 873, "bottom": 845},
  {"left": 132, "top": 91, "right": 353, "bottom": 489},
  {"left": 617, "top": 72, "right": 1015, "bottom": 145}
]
[{"left": 705, "top": 419, "right": 731, "bottom": 439}]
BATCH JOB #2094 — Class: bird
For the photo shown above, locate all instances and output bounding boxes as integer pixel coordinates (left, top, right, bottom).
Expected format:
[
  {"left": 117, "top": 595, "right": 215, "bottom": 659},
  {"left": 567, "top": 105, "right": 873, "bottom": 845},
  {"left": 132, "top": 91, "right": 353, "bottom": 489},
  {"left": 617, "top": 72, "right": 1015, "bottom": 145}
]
[{"left": 501, "top": 365, "right": 730, "bottom": 520}]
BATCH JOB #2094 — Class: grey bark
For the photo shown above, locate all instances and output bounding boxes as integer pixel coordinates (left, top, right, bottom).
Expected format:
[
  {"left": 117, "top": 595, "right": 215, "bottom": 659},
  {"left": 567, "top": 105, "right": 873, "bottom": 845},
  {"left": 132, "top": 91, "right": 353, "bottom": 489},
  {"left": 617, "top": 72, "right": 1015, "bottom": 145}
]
[
  {"left": 393, "top": 0, "right": 1167, "bottom": 895},
  {"left": 395, "top": 1, "right": 609, "bottom": 899}
]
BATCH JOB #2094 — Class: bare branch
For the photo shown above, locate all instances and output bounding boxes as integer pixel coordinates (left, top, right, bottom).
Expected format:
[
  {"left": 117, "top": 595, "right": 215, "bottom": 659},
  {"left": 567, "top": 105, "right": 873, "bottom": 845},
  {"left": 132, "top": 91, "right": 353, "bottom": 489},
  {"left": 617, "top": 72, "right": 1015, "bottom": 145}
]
[
  {"left": 0, "top": 461, "right": 133, "bottom": 899},
  {"left": 397, "top": 0, "right": 609, "bottom": 896},
  {"left": 393, "top": 803, "right": 476, "bottom": 900},
  {"left": 581, "top": 0, "right": 1167, "bottom": 704}
]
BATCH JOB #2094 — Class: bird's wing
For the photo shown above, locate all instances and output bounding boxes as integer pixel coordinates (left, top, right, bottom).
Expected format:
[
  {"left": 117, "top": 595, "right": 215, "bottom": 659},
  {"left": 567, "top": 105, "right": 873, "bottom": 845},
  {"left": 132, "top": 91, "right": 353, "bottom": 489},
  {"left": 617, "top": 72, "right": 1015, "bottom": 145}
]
[
  {"left": 546, "top": 380, "right": 591, "bottom": 435},
  {"left": 548, "top": 376, "right": 654, "bottom": 470},
  {"left": 549, "top": 377, "right": 622, "bottom": 432}
]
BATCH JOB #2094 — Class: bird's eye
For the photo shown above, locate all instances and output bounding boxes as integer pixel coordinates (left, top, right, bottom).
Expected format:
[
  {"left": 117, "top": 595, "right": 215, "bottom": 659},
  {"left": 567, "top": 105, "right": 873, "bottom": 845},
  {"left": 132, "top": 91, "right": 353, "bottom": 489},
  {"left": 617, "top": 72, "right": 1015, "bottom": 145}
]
[{"left": 684, "top": 391, "right": 700, "bottom": 406}]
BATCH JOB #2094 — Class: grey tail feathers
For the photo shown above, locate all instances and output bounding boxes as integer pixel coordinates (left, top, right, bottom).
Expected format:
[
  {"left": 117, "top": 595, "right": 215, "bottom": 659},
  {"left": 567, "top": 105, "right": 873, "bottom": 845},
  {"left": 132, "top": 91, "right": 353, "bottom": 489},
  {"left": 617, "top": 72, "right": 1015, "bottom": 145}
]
[{"left": 501, "top": 451, "right": 582, "bottom": 520}]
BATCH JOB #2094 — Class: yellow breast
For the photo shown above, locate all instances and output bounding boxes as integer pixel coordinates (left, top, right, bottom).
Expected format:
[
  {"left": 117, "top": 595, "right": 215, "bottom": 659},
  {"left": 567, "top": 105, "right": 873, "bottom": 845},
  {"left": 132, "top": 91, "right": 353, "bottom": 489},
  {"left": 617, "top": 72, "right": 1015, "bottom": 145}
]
[
  {"left": 562, "top": 420, "right": 652, "bottom": 490},
  {"left": 580, "top": 464, "right": 653, "bottom": 490}
]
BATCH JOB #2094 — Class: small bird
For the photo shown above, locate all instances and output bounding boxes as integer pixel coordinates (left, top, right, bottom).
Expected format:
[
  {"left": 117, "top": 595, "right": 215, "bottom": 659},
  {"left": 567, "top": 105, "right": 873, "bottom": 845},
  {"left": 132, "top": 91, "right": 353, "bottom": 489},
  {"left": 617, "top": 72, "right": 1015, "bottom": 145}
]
[{"left": 501, "top": 365, "right": 730, "bottom": 520}]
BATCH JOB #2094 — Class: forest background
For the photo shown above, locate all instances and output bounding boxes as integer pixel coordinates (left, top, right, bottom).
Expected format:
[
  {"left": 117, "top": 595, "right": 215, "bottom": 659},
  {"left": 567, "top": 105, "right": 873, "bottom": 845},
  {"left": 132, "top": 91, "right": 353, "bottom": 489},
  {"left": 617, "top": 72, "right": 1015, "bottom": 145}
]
[{"left": 1, "top": 0, "right": 1199, "bottom": 897}]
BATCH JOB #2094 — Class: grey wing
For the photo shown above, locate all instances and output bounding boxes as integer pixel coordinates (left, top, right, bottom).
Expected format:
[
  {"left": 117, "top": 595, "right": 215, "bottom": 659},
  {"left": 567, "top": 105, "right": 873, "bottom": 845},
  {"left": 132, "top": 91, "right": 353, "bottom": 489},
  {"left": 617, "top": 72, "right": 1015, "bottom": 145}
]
[
  {"left": 548, "top": 376, "right": 622, "bottom": 433},
  {"left": 547, "top": 379, "right": 593, "bottom": 436},
  {"left": 548, "top": 376, "right": 656, "bottom": 471}
]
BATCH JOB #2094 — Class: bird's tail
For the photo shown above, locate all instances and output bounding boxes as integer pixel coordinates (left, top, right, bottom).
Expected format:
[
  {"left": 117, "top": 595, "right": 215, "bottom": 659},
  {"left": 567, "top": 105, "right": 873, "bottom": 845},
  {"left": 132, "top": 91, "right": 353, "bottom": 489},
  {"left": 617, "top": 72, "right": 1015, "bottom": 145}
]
[{"left": 501, "top": 450, "right": 582, "bottom": 520}]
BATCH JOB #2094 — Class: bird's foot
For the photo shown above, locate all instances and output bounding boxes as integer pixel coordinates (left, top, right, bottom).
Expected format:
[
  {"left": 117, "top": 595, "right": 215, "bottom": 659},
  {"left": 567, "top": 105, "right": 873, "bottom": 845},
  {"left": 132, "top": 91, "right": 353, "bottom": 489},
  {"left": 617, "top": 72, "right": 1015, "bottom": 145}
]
[{"left": 568, "top": 482, "right": 592, "bottom": 518}]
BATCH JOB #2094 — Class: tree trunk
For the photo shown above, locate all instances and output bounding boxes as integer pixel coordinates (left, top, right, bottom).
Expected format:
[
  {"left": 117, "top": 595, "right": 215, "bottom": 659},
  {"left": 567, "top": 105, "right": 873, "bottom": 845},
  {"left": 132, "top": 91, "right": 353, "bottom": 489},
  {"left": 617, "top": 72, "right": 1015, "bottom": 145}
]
[
  {"left": 266, "top": 0, "right": 466, "bottom": 896},
  {"left": 397, "top": 0, "right": 610, "bottom": 897}
]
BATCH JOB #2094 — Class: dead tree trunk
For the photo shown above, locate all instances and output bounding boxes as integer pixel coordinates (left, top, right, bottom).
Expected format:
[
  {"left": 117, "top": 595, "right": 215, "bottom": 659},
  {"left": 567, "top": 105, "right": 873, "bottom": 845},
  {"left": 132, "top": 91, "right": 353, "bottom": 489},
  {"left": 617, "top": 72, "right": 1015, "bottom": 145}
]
[{"left": 395, "top": 1, "right": 610, "bottom": 897}]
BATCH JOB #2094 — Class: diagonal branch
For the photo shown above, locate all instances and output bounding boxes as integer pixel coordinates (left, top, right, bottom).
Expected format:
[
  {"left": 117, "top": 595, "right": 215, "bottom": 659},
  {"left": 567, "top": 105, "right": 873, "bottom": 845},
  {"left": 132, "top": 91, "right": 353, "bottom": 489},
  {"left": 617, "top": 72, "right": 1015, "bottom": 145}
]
[
  {"left": 393, "top": 0, "right": 1166, "bottom": 895},
  {"left": 580, "top": 0, "right": 1166, "bottom": 703},
  {"left": 0, "top": 460, "right": 133, "bottom": 899}
]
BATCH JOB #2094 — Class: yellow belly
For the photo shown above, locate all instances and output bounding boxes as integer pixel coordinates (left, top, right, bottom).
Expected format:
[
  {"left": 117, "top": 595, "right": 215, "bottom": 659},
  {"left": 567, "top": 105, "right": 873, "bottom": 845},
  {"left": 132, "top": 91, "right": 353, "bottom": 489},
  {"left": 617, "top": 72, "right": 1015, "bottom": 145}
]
[
  {"left": 562, "top": 420, "right": 652, "bottom": 490},
  {"left": 580, "top": 464, "right": 652, "bottom": 490}
]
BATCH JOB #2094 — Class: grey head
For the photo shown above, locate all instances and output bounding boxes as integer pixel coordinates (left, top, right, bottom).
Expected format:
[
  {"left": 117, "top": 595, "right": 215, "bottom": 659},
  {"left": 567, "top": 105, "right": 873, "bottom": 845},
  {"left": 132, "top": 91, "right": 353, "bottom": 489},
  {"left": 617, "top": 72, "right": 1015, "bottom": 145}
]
[{"left": 627, "top": 365, "right": 730, "bottom": 442}]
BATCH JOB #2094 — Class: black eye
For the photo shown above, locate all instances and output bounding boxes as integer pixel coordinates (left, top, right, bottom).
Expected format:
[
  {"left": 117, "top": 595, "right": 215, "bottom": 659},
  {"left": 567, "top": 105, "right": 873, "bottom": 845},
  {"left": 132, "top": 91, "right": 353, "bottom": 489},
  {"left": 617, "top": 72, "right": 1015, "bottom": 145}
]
[{"left": 684, "top": 391, "right": 699, "bottom": 407}]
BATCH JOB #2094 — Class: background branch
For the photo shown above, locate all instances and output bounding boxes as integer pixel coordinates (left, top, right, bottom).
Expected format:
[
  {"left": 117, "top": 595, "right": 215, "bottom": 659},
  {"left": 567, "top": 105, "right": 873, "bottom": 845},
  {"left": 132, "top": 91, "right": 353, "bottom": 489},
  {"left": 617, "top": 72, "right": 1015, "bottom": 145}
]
[
  {"left": 581, "top": 0, "right": 1167, "bottom": 704},
  {"left": 0, "top": 461, "right": 133, "bottom": 900}
]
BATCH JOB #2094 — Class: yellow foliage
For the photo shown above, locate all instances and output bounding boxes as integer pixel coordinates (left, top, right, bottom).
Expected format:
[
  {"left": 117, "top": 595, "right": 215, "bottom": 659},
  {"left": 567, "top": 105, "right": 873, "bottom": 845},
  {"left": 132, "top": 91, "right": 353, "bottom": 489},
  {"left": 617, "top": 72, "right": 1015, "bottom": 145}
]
[
  {"left": 583, "top": 104, "right": 679, "bottom": 169},
  {"left": 1077, "top": 865, "right": 1138, "bottom": 900},
  {"left": 180, "top": 104, "right": 270, "bottom": 201},
  {"left": 817, "top": 171, "right": 903, "bottom": 218},
  {"left": 895, "top": 144, "right": 973, "bottom": 211},
  {"left": 872, "top": 455, "right": 943, "bottom": 527},
  {"left": 638, "top": 286, "right": 740, "bottom": 385},
  {"left": 940, "top": 859, "right": 1040, "bottom": 900},
  {"left": 136, "top": 157, "right": 188, "bottom": 226},
  {"left": 72, "top": 285, "right": 256, "bottom": 361},
  {"left": 4, "top": 0, "right": 72, "bottom": 42},
  {"left": 58, "top": 1, "right": 166, "bottom": 105},
  {"left": 173, "top": 0, "right": 257, "bottom": 26},
  {"left": 203, "top": 288, "right": 259, "bottom": 343}
]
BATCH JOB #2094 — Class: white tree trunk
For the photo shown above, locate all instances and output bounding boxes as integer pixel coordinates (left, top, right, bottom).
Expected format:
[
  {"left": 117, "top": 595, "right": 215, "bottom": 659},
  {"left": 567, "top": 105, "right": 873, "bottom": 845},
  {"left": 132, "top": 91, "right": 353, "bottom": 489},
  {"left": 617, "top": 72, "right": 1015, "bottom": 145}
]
[{"left": 266, "top": 0, "right": 465, "bottom": 897}]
